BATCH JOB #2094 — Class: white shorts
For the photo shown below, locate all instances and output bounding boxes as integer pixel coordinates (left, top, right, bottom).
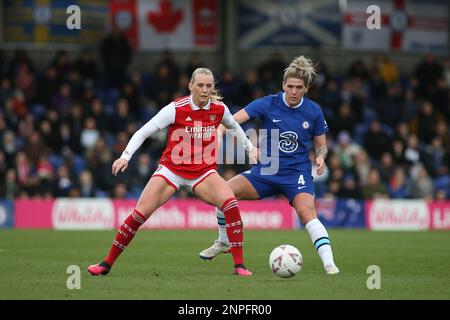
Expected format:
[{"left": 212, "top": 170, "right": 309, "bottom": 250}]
[{"left": 152, "top": 165, "right": 217, "bottom": 193}]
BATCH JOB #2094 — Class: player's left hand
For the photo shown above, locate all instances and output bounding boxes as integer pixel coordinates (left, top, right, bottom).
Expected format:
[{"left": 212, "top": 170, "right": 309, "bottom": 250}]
[
  {"left": 315, "top": 156, "right": 325, "bottom": 176},
  {"left": 249, "top": 147, "right": 261, "bottom": 164}
]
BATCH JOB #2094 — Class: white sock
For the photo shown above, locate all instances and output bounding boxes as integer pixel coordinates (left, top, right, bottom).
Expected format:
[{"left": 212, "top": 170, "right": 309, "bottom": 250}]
[
  {"left": 305, "top": 218, "right": 335, "bottom": 266},
  {"left": 216, "top": 207, "right": 229, "bottom": 244}
]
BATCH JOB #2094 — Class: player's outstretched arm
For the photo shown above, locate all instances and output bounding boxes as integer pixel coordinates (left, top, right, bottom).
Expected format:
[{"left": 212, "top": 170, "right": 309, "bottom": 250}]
[{"left": 113, "top": 103, "right": 175, "bottom": 175}]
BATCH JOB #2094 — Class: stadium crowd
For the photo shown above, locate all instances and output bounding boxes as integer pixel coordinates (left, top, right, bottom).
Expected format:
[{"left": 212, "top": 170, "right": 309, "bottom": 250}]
[{"left": 1, "top": 32, "right": 449, "bottom": 200}]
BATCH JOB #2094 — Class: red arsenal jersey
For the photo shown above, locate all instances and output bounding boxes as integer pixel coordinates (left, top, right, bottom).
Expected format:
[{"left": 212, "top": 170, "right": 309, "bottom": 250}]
[{"left": 159, "top": 96, "right": 225, "bottom": 179}]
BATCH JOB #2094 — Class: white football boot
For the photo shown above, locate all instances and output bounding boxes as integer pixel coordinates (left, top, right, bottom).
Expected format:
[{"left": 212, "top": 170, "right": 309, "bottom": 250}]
[
  {"left": 324, "top": 263, "right": 340, "bottom": 275},
  {"left": 199, "top": 240, "right": 230, "bottom": 260}
]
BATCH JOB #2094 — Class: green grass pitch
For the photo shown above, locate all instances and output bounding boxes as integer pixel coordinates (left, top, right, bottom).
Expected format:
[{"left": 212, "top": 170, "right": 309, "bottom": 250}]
[{"left": 0, "top": 229, "right": 449, "bottom": 300}]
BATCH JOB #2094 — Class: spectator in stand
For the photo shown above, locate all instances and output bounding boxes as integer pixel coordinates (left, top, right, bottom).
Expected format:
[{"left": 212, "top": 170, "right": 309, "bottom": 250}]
[
  {"left": 80, "top": 117, "right": 100, "bottom": 151},
  {"left": 435, "top": 189, "right": 448, "bottom": 200},
  {"left": 387, "top": 167, "right": 410, "bottom": 199},
  {"left": 120, "top": 82, "right": 141, "bottom": 118},
  {"left": 107, "top": 98, "right": 133, "bottom": 134},
  {"left": 154, "top": 50, "right": 180, "bottom": 85},
  {"left": 78, "top": 170, "right": 97, "bottom": 198},
  {"left": 149, "top": 64, "right": 176, "bottom": 107},
  {"left": 319, "top": 79, "right": 340, "bottom": 114},
  {"left": 329, "top": 102, "right": 357, "bottom": 136},
  {"left": 362, "top": 168, "right": 389, "bottom": 199},
  {"left": 0, "top": 151, "right": 7, "bottom": 182},
  {"left": 337, "top": 174, "right": 362, "bottom": 199},
  {"left": 24, "top": 130, "right": 47, "bottom": 167},
  {"left": 0, "top": 78, "right": 14, "bottom": 107},
  {"left": 66, "top": 104, "right": 84, "bottom": 154},
  {"left": 410, "top": 165, "right": 434, "bottom": 200},
  {"left": 73, "top": 48, "right": 99, "bottom": 84},
  {"left": 88, "top": 98, "right": 109, "bottom": 134},
  {"left": 218, "top": 69, "right": 241, "bottom": 109},
  {"left": 363, "top": 119, "right": 391, "bottom": 161},
  {"left": 7, "top": 49, "right": 34, "bottom": 83},
  {"left": 257, "top": 51, "right": 286, "bottom": 92},
  {"left": 378, "top": 152, "right": 395, "bottom": 184},
  {"left": 430, "top": 78, "right": 449, "bottom": 121},
  {"left": 390, "top": 138, "right": 408, "bottom": 167},
  {"left": 404, "top": 134, "right": 421, "bottom": 165},
  {"left": 347, "top": 59, "right": 370, "bottom": 81},
  {"left": 425, "top": 137, "right": 449, "bottom": 177},
  {"left": 39, "top": 119, "right": 62, "bottom": 154},
  {"left": 332, "top": 131, "right": 361, "bottom": 171},
  {"left": 372, "top": 53, "right": 399, "bottom": 84},
  {"left": 1, "top": 169, "right": 19, "bottom": 199},
  {"left": 52, "top": 164, "right": 74, "bottom": 197},
  {"left": 15, "top": 151, "right": 32, "bottom": 191},
  {"left": 2, "top": 130, "right": 19, "bottom": 168},
  {"left": 85, "top": 137, "right": 114, "bottom": 192},
  {"left": 50, "top": 50, "right": 72, "bottom": 83},
  {"left": 51, "top": 83, "right": 74, "bottom": 117},
  {"left": 239, "top": 68, "right": 263, "bottom": 106},
  {"left": 414, "top": 52, "right": 443, "bottom": 100},
  {"left": 402, "top": 88, "right": 420, "bottom": 122},
  {"left": 129, "top": 153, "right": 155, "bottom": 190},
  {"left": 433, "top": 119, "right": 450, "bottom": 150},
  {"left": 354, "top": 149, "right": 372, "bottom": 186},
  {"left": 326, "top": 152, "right": 345, "bottom": 183},
  {"left": 35, "top": 66, "right": 59, "bottom": 107},
  {"left": 100, "top": 27, "right": 133, "bottom": 89},
  {"left": 111, "top": 182, "right": 129, "bottom": 199},
  {"left": 410, "top": 101, "right": 444, "bottom": 145},
  {"left": 377, "top": 82, "right": 404, "bottom": 128},
  {"left": 184, "top": 52, "right": 204, "bottom": 77}
]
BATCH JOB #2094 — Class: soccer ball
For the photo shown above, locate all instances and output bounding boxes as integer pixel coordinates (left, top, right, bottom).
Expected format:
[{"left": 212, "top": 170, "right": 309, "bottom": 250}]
[{"left": 269, "top": 244, "right": 303, "bottom": 278}]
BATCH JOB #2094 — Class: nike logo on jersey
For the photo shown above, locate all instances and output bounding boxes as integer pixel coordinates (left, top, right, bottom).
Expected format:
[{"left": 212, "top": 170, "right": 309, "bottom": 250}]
[
  {"left": 298, "top": 186, "right": 307, "bottom": 190},
  {"left": 272, "top": 119, "right": 282, "bottom": 123},
  {"left": 185, "top": 116, "right": 192, "bottom": 121},
  {"left": 233, "top": 229, "right": 241, "bottom": 234}
]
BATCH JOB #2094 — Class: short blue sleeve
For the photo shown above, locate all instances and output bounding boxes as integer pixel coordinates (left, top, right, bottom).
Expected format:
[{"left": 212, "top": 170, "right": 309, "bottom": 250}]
[
  {"left": 243, "top": 96, "right": 270, "bottom": 119},
  {"left": 314, "top": 106, "right": 329, "bottom": 136}
]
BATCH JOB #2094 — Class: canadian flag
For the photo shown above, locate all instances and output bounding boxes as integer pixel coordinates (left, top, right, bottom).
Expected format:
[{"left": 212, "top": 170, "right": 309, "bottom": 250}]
[
  {"left": 343, "top": 0, "right": 448, "bottom": 54},
  {"left": 109, "top": 0, "right": 219, "bottom": 50}
]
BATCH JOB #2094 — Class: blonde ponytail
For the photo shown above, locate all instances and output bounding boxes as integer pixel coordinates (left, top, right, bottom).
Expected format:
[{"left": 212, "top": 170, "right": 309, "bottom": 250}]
[{"left": 283, "top": 56, "right": 317, "bottom": 87}]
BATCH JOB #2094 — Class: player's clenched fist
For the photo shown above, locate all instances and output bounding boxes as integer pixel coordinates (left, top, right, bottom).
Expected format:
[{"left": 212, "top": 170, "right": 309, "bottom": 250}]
[{"left": 112, "top": 158, "right": 128, "bottom": 176}]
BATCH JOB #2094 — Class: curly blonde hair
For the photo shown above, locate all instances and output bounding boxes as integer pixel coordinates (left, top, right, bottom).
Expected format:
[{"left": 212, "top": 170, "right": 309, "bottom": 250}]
[{"left": 283, "top": 56, "right": 317, "bottom": 87}]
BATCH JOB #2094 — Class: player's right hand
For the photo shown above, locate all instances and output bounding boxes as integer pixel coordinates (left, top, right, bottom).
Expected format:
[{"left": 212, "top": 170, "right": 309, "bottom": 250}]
[{"left": 112, "top": 158, "right": 128, "bottom": 176}]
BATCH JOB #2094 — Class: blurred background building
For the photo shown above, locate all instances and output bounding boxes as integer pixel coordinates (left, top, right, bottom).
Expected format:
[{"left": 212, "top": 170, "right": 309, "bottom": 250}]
[{"left": 0, "top": 0, "right": 449, "bottom": 201}]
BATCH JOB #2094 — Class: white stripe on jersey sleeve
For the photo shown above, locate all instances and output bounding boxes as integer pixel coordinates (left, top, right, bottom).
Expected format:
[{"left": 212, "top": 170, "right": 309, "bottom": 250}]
[{"left": 120, "top": 103, "right": 175, "bottom": 161}]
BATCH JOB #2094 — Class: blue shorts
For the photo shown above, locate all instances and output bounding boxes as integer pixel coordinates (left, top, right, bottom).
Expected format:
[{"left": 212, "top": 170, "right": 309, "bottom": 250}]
[{"left": 241, "top": 167, "right": 314, "bottom": 203}]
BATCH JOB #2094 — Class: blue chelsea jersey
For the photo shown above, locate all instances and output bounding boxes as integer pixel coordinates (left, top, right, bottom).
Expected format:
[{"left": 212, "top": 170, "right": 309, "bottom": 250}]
[{"left": 244, "top": 92, "right": 329, "bottom": 175}]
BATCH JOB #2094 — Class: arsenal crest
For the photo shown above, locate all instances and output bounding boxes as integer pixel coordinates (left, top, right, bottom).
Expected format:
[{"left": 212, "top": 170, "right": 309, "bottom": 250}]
[{"left": 210, "top": 114, "right": 216, "bottom": 122}]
